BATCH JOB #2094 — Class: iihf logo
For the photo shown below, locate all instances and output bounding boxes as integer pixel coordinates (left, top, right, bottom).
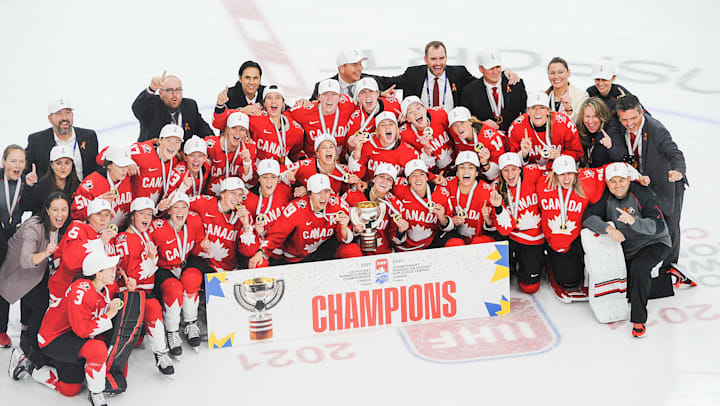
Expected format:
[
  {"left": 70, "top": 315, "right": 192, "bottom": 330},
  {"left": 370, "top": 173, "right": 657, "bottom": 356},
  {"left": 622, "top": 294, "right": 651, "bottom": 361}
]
[{"left": 375, "top": 258, "right": 389, "bottom": 284}]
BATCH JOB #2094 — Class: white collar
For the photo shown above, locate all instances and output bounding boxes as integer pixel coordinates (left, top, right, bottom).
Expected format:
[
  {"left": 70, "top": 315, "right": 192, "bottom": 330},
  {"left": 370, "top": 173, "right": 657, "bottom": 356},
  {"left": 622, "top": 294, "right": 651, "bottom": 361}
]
[
  {"left": 53, "top": 128, "right": 76, "bottom": 144},
  {"left": 426, "top": 68, "right": 446, "bottom": 80},
  {"left": 483, "top": 78, "right": 500, "bottom": 89}
]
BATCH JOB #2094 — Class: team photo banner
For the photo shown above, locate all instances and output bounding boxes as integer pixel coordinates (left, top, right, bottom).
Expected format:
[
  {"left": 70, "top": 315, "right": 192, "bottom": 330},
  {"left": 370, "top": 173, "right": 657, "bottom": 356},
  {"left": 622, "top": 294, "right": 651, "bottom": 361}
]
[{"left": 205, "top": 242, "right": 510, "bottom": 348}]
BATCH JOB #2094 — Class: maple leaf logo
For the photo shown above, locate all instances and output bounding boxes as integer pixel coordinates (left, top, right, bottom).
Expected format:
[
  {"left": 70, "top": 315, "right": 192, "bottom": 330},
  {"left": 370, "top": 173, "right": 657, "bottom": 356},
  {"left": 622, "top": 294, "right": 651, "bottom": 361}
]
[
  {"left": 138, "top": 257, "right": 157, "bottom": 280},
  {"left": 458, "top": 224, "right": 476, "bottom": 238},
  {"left": 407, "top": 224, "right": 432, "bottom": 242},
  {"left": 239, "top": 231, "right": 257, "bottom": 246},
  {"left": 304, "top": 239, "right": 323, "bottom": 254},
  {"left": 497, "top": 209, "right": 513, "bottom": 229},
  {"left": 437, "top": 148, "right": 453, "bottom": 168},
  {"left": 210, "top": 181, "right": 222, "bottom": 196},
  {"left": 199, "top": 239, "right": 229, "bottom": 261},
  {"left": 113, "top": 208, "right": 128, "bottom": 226},
  {"left": 517, "top": 211, "right": 541, "bottom": 230},
  {"left": 548, "top": 214, "right": 576, "bottom": 235},
  {"left": 149, "top": 190, "right": 161, "bottom": 204}
]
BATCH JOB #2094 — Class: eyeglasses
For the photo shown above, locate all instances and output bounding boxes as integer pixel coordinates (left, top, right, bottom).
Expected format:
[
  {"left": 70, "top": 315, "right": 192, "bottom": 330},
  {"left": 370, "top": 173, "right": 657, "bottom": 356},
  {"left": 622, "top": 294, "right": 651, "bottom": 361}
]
[{"left": 162, "top": 88, "right": 183, "bottom": 94}]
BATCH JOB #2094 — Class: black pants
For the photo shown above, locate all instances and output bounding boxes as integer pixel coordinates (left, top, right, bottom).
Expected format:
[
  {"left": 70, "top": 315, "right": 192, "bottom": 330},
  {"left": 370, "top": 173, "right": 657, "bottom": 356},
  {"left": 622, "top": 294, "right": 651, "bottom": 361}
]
[
  {"left": 0, "top": 295, "right": 8, "bottom": 334},
  {"left": 39, "top": 331, "right": 89, "bottom": 384},
  {"left": 20, "top": 272, "right": 50, "bottom": 365},
  {"left": 270, "top": 237, "right": 342, "bottom": 266},
  {"left": 509, "top": 240, "right": 545, "bottom": 285},
  {"left": 662, "top": 182, "right": 685, "bottom": 270},
  {"left": 627, "top": 243, "right": 667, "bottom": 323},
  {"left": 548, "top": 238, "right": 584, "bottom": 288}
]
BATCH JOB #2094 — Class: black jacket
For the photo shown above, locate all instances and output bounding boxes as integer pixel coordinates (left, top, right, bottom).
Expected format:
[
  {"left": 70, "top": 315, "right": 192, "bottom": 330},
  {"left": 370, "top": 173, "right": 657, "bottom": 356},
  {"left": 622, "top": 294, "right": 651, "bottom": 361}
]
[
  {"left": 460, "top": 74, "right": 527, "bottom": 132},
  {"left": 227, "top": 82, "right": 266, "bottom": 109},
  {"left": 25, "top": 127, "right": 99, "bottom": 180},
  {"left": 582, "top": 118, "right": 627, "bottom": 168},
  {"left": 132, "top": 88, "right": 214, "bottom": 142},
  {"left": 377, "top": 65, "right": 475, "bottom": 107}
]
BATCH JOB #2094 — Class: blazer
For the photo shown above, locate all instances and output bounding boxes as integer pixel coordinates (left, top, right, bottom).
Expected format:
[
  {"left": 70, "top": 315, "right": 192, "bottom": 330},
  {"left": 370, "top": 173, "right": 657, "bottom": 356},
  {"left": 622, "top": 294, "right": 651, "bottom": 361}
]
[
  {"left": 377, "top": 65, "right": 475, "bottom": 107},
  {"left": 25, "top": 127, "right": 99, "bottom": 180},
  {"left": 460, "top": 74, "right": 527, "bottom": 132},
  {"left": 132, "top": 88, "right": 214, "bottom": 142},
  {"left": 310, "top": 73, "right": 383, "bottom": 101},
  {"left": 0, "top": 216, "right": 51, "bottom": 303},
  {"left": 227, "top": 82, "right": 266, "bottom": 109}
]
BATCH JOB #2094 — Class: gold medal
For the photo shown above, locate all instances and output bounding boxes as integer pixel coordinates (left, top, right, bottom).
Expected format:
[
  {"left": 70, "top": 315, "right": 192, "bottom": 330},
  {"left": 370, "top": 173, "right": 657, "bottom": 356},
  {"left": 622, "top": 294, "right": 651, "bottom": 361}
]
[
  {"left": 559, "top": 223, "right": 568, "bottom": 231},
  {"left": 516, "top": 218, "right": 520, "bottom": 227},
  {"left": 235, "top": 203, "right": 242, "bottom": 210},
  {"left": 115, "top": 301, "right": 124, "bottom": 310},
  {"left": 541, "top": 147, "right": 551, "bottom": 159},
  {"left": 456, "top": 208, "right": 467, "bottom": 219},
  {"left": 110, "top": 188, "right": 119, "bottom": 197},
  {"left": 179, "top": 260, "right": 187, "bottom": 268},
  {"left": 422, "top": 127, "right": 433, "bottom": 138},
  {"left": 362, "top": 131, "right": 372, "bottom": 141},
  {"left": 426, "top": 201, "right": 436, "bottom": 210},
  {"left": 391, "top": 213, "right": 402, "bottom": 223},
  {"left": 474, "top": 142, "right": 485, "bottom": 153},
  {"left": 108, "top": 224, "right": 118, "bottom": 233},
  {"left": 342, "top": 173, "right": 350, "bottom": 183},
  {"left": 255, "top": 213, "right": 266, "bottom": 223},
  {"left": 496, "top": 115, "right": 503, "bottom": 125}
]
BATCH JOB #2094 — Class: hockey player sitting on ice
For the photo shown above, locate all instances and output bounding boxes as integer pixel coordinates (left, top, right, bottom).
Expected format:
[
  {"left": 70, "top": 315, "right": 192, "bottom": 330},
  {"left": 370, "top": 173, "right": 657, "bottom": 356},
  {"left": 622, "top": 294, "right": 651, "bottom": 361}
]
[
  {"left": 205, "top": 111, "right": 256, "bottom": 196},
  {"left": 114, "top": 197, "right": 174, "bottom": 375},
  {"left": 445, "top": 151, "right": 496, "bottom": 245},
  {"left": 243, "top": 159, "right": 293, "bottom": 240},
  {"left": 508, "top": 91, "right": 583, "bottom": 166},
  {"left": 537, "top": 155, "right": 606, "bottom": 302},
  {"left": 288, "top": 79, "right": 356, "bottom": 159},
  {"left": 128, "top": 123, "right": 182, "bottom": 205},
  {"left": 281, "top": 133, "right": 364, "bottom": 197},
  {"left": 248, "top": 174, "right": 360, "bottom": 267},
  {"left": 164, "top": 135, "right": 211, "bottom": 198},
  {"left": 345, "top": 77, "right": 401, "bottom": 154},
  {"left": 33, "top": 251, "right": 123, "bottom": 406},
  {"left": 392, "top": 159, "right": 464, "bottom": 251},
  {"left": 49, "top": 198, "right": 118, "bottom": 305},
  {"left": 148, "top": 192, "right": 208, "bottom": 355},
  {"left": 582, "top": 162, "right": 672, "bottom": 338},
  {"left": 347, "top": 111, "right": 420, "bottom": 182},
  {"left": 490, "top": 152, "right": 547, "bottom": 294},
  {"left": 71, "top": 145, "right": 135, "bottom": 227},
  {"left": 399, "top": 96, "right": 455, "bottom": 172},
  {"left": 447, "top": 106, "right": 503, "bottom": 181},
  {"left": 343, "top": 163, "right": 408, "bottom": 255}
]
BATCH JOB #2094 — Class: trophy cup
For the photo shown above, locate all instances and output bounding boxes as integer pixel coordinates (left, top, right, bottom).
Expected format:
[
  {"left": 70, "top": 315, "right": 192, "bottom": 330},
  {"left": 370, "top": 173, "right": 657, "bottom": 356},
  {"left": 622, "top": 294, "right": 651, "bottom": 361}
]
[
  {"left": 350, "top": 201, "right": 387, "bottom": 252},
  {"left": 233, "top": 277, "right": 285, "bottom": 341}
]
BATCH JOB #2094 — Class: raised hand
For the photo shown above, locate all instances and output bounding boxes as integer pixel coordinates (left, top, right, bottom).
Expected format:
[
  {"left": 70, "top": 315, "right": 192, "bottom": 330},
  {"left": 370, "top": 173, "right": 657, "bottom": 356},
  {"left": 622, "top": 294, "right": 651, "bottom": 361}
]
[
  {"left": 489, "top": 190, "right": 502, "bottom": 207},
  {"left": 599, "top": 129, "right": 612, "bottom": 149},
  {"left": 26, "top": 163, "right": 38, "bottom": 187},
  {"left": 150, "top": 70, "right": 167, "bottom": 92},
  {"left": 380, "top": 84, "right": 397, "bottom": 99},
  {"left": 615, "top": 207, "right": 635, "bottom": 225},
  {"left": 217, "top": 86, "right": 229, "bottom": 106},
  {"left": 520, "top": 129, "right": 532, "bottom": 157}
]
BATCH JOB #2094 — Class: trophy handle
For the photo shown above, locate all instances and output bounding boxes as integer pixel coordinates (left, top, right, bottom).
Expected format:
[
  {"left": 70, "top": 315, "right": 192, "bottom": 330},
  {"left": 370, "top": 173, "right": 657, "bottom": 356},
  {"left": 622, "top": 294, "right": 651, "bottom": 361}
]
[
  {"left": 264, "top": 279, "right": 285, "bottom": 311},
  {"left": 233, "top": 285, "right": 257, "bottom": 312},
  {"left": 371, "top": 203, "right": 387, "bottom": 228},
  {"left": 349, "top": 207, "right": 363, "bottom": 227}
]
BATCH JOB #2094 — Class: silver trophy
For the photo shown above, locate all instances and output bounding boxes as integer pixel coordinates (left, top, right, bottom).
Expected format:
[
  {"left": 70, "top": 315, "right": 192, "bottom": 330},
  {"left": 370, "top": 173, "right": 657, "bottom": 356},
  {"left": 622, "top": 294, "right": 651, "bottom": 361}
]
[
  {"left": 233, "top": 277, "right": 285, "bottom": 341},
  {"left": 349, "top": 201, "right": 387, "bottom": 252}
]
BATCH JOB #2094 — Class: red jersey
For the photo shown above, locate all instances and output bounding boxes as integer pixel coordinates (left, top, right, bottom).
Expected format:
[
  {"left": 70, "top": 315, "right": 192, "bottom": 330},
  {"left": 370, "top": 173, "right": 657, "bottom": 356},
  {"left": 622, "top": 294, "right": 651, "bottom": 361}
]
[
  {"left": 449, "top": 124, "right": 507, "bottom": 163},
  {"left": 282, "top": 158, "right": 353, "bottom": 195},
  {"left": 149, "top": 213, "right": 205, "bottom": 278},
  {"left": 165, "top": 160, "right": 212, "bottom": 198},
  {"left": 347, "top": 137, "right": 420, "bottom": 181},
  {"left": 205, "top": 135, "right": 258, "bottom": 196},
  {"left": 261, "top": 194, "right": 351, "bottom": 262},
  {"left": 129, "top": 140, "right": 178, "bottom": 203},
  {"left": 346, "top": 97, "right": 402, "bottom": 136},
  {"left": 444, "top": 177, "right": 493, "bottom": 243},
  {"left": 243, "top": 184, "right": 293, "bottom": 234},
  {"left": 288, "top": 95, "right": 355, "bottom": 157},
  {"left": 115, "top": 231, "right": 157, "bottom": 291},
  {"left": 393, "top": 181, "right": 454, "bottom": 251},
  {"left": 38, "top": 279, "right": 113, "bottom": 347},
  {"left": 342, "top": 189, "right": 403, "bottom": 255},
  {"left": 508, "top": 112, "right": 583, "bottom": 165},
  {"left": 493, "top": 164, "right": 547, "bottom": 246},
  {"left": 399, "top": 107, "right": 454, "bottom": 171},
  {"left": 71, "top": 170, "right": 132, "bottom": 226},
  {"left": 248, "top": 112, "right": 305, "bottom": 164}
]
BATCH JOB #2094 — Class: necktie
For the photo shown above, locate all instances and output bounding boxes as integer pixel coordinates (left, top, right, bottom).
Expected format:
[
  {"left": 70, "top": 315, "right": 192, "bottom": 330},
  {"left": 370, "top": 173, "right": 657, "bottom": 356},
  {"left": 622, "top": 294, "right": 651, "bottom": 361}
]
[
  {"left": 171, "top": 110, "right": 179, "bottom": 125},
  {"left": 492, "top": 86, "right": 499, "bottom": 105},
  {"left": 433, "top": 77, "right": 439, "bottom": 107},
  {"left": 630, "top": 132, "right": 640, "bottom": 168},
  {"left": 347, "top": 84, "right": 355, "bottom": 98}
]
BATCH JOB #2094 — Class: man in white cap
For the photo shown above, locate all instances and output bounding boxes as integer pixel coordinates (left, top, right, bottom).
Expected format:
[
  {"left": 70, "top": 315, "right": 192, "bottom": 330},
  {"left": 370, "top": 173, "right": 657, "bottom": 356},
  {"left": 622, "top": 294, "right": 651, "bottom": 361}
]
[
  {"left": 583, "top": 162, "right": 673, "bottom": 338},
  {"left": 310, "top": 48, "right": 387, "bottom": 100},
  {"left": 460, "top": 49, "right": 528, "bottom": 133},
  {"left": 132, "top": 70, "right": 213, "bottom": 142},
  {"left": 244, "top": 159, "right": 294, "bottom": 236},
  {"left": 25, "top": 98, "right": 99, "bottom": 180},
  {"left": 250, "top": 173, "right": 359, "bottom": 267},
  {"left": 346, "top": 77, "right": 402, "bottom": 152},
  {"left": 398, "top": 95, "right": 455, "bottom": 171},
  {"left": 205, "top": 111, "right": 256, "bottom": 196},
  {"left": 130, "top": 123, "right": 183, "bottom": 204},
  {"left": 586, "top": 62, "right": 637, "bottom": 114}
]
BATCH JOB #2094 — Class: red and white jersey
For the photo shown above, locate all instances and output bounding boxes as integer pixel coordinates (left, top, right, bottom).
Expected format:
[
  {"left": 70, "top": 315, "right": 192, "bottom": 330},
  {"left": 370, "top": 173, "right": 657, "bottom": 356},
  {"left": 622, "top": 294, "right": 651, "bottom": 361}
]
[
  {"left": 38, "top": 279, "right": 113, "bottom": 347},
  {"left": 348, "top": 138, "right": 420, "bottom": 181},
  {"left": 129, "top": 140, "right": 178, "bottom": 203},
  {"left": 248, "top": 112, "right": 305, "bottom": 164},
  {"left": 205, "top": 135, "right": 257, "bottom": 196},
  {"left": 115, "top": 231, "right": 157, "bottom": 291},
  {"left": 261, "top": 194, "right": 351, "bottom": 262},
  {"left": 537, "top": 167, "right": 605, "bottom": 253},
  {"left": 444, "top": 177, "right": 493, "bottom": 243},
  {"left": 346, "top": 97, "right": 402, "bottom": 136},
  {"left": 493, "top": 164, "right": 547, "bottom": 245},
  {"left": 400, "top": 107, "right": 454, "bottom": 171},
  {"left": 288, "top": 95, "right": 356, "bottom": 158},
  {"left": 342, "top": 189, "right": 404, "bottom": 255},
  {"left": 165, "top": 161, "right": 212, "bottom": 198},
  {"left": 449, "top": 124, "right": 507, "bottom": 163},
  {"left": 149, "top": 213, "right": 205, "bottom": 277},
  {"left": 393, "top": 181, "right": 454, "bottom": 251},
  {"left": 49, "top": 221, "right": 116, "bottom": 301},
  {"left": 282, "top": 158, "right": 353, "bottom": 195},
  {"left": 71, "top": 170, "right": 132, "bottom": 226},
  {"left": 508, "top": 112, "right": 583, "bottom": 165},
  {"left": 243, "top": 184, "right": 293, "bottom": 234}
]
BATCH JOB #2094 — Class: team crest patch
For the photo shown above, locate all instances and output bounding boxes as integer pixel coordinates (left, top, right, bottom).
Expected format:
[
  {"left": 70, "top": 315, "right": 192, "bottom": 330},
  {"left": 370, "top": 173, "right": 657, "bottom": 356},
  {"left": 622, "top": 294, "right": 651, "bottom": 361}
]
[
  {"left": 83, "top": 180, "right": 93, "bottom": 189},
  {"left": 297, "top": 200, "right": 306, "bottom": 208},
  {"left": 142, "top": 144, "right": 152, "bottom": 153},
  {"left": 483, "top": 129, "right": 494, "bottom": 139},
  {"left": 206, "top": 139, "right": 216, "bottom": 148}
]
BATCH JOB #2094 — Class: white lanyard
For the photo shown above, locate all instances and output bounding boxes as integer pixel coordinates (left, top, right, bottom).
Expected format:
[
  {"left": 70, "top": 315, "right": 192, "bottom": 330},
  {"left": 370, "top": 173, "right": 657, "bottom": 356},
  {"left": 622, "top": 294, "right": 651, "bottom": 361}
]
[
  {"left": 255, "top": 192, "right": 274, "bottom": 217},
  {"left": 507, "top": 178, "right": 523, "bottom": 220},
  {"left": 222, "top": 137, "right": 241, "bottom": 177},
  {"left": 455, "top": 181, "right": 478, "bottom": 215},
  {"left": 218, "top": 201, "right": 238, "bottom": 225},
  {"left": 168, "top": 220, "right": 188, "bottom": 261},
  {"left": 425, "top": 74, "right": 447, "bottom": 107},
  {"left": 410, "top": 184, "right": 435, "bottom": 210},
  {"left": 3, "top": 176, "right": 21, "bottom": 221},
  {"left": 272, "top": 115, "right": 288, "bottom": 157},
  {"left": 358, "top": 104, "right": 379, "bottom": 133},
  {"left": 369, "top": 136, "right": 395, "bottom": 151},
  {"left": 548, "top": 90, "right": 567, "bottom": 114},
  {"left": 626, "top": 130, "right": 642, "bottom": 156},
  {"left": 530, "top": 122, "right": 553, "bottom": 149},
  {"left": 557, "top": 185, "right": 573, "bottom": 225},
  {"left": 319, "top": 106, "right": 340, "bottom": 136},
  {"left": 191, "top": 167, "right": 204, "bottom": 196},
  {"left": 157, "top": 149, "right": 174, "bottom": 195},
  {"left": 317, "top": 160, "right": 350, "bottom": 183},
  {"left": 106, "top": 172, "right": 118, "bottom": 195},
  {"left": 487, "top": 85, "right": 503, "bottom": 118},
  {"left": 129, "top": 225, "right": 152, "bottom": 254}
]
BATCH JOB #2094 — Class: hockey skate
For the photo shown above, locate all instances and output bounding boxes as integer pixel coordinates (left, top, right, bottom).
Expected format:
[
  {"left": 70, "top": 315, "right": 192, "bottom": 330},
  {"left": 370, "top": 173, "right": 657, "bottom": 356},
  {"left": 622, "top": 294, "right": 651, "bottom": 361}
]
[
  {"left": 88, "top": 390, "right": 109, "bottom": 406},
  {"left": 668, "top": 266, "right": 697, "bottom": 289},
  {"left": 154, "top": 352, "right": 175, "bottom": 377},
  {"left": 184, "top": 321, "right": 201, "bottom": 352},
  {"left": 167, "top": 331, "right": 183, "bottom": 356},
  {"left": 8, "top": 348, "right": 33, "bottom": 380},
  {"left": 545, "top": 262, "right": 588, "bottom": 303}
]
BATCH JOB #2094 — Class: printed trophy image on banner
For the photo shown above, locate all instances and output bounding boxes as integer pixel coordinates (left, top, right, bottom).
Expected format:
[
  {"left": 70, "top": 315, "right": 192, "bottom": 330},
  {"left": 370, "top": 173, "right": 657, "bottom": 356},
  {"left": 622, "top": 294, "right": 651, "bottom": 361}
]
[
  {"left": 349, "top": 201, "right": 386, "bottom": 252},
  {"left": 233, "top": 277, "right": 285, "bottom": 341}
]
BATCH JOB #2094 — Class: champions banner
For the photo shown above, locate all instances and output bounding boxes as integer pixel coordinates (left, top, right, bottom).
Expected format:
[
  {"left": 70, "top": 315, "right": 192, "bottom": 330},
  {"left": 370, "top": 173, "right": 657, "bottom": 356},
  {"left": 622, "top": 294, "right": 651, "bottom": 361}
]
[{"left": 205, "top": 242, "right": 509, "bottom": 348}]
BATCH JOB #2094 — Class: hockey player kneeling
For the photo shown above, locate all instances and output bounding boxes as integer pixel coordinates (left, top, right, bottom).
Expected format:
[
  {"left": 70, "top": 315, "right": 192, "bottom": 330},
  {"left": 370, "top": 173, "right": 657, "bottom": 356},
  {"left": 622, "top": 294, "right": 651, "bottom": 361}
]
[
  {"left": 583, "top": 163, "right": 672, "bottom": 338},
  {"left": 34, "top": 251, "right": 144, "bottom": 405}
]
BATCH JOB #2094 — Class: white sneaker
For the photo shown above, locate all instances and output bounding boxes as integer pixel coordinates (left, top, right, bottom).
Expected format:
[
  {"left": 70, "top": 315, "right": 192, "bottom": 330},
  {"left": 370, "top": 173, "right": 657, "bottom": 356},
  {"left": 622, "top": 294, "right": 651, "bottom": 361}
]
[{"left": 8, "top": 348, "right": 32, "bottom": 380}]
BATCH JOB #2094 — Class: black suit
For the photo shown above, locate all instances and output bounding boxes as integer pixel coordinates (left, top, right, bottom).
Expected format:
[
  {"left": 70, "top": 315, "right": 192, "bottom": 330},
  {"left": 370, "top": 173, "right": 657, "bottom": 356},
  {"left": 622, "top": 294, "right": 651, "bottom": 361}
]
[
  {"left": 460, "top": 75, "right": 527, "bottom": 133},
  {"left": 25, "top": 127, "right": 99, "bottom": 180},
  {"left": 377, "top": 65, "right": 475, "bottom": 107},
  {"left": 227, "top": 82, "right": 266, "bottom": 109},
  {"left": 310, "top": 73, "right": 384, "bottom": 101},
  {"left": 132, "top": 88, "right": 214, "bottom": 142}
]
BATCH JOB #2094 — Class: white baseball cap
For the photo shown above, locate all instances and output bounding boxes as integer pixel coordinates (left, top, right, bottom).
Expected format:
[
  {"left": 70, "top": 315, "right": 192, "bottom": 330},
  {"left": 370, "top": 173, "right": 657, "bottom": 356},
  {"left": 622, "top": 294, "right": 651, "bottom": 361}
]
[
  {"left": 50, "top": 145, "right": 74, "bottom": 162},
  {"left": 498, "top": 152, "right": 522, "bottom": 170},
  {"left": 82, "top": 251, "right": 120, "bottom": 276},
  {"left": 478, "top": 49, "right": 503, "bottom": 68},
  {"left": 401, "top": 96, "right": 423, "bottom": 116},
  {"left": 593, "top": 62, "right": 616, "bottom": 80},
  {"left": 104, "top": 146, "right": 135, "bottom": 167},
  {"left": 527, "top": 91, "right": 550, "bottom": 108},
  {"left": 159, "top": 123, "right": 183, "bottom": 139},
  {"left": 353, "top": 77, "right": 379, "bottom": 100},
  {"left": 257, "top": 159, "right": 280, "bottom": 176},
  {"left": 605, "top": 162, "right": 630, "bottom": 180},
  {"left": 220, "top": 177, "right": 246, "bottom": 192},
  {"left": 404, "top": 159, "right": 428, "bottom": 176},
  {"left": 307, "top": 174, "right": 332, "bottom": 194},
  {"left": 318, "top": 79, "right": 341, "bottom": 95},
  {"left": 374, "top": 163, "right": 398, "bottom": 180},
  {"left": 87, "top": 198, "right": 114, "bottom": 216},
  {"left": 455, "top": 150, "right": 480, "bottom": 167},
  {"left": 169, "top": 192, "right": 191, "bottom": 208},
  {"left": 263, "top": 85, "right": 285, "bottom": 101},
  {"left": 552, "top": 155, "right": 578, "bottom": 175},
  {"left": 374, "top": 111, "right": 397, "bottom": 127},
  {"left": 48, "top": 99, "right": 73, "bottom": 115},
  {"left": 183, "top": 135, "right": 207, "bottom": 155},
  {"left": 130, "top": 197, "right": 156, "bottom": 213},
  {"left": 227, "top": 111, "right": 249, "bottom": 129},
  {"left": 449, "top": 106, "right": 472, "bottom": 126},
  {"left": 314, "top": 132, "right": 337, "bottom": 151},
  {"left": 336, "top": 49, "right": 367, "bottom": 66}
]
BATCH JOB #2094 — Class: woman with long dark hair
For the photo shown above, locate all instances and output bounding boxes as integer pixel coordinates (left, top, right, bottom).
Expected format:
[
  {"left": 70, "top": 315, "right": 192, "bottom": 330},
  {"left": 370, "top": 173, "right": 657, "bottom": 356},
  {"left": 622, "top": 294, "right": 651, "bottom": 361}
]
[{"left": 21, "top": 145, "right": 80, "bottom": 216}]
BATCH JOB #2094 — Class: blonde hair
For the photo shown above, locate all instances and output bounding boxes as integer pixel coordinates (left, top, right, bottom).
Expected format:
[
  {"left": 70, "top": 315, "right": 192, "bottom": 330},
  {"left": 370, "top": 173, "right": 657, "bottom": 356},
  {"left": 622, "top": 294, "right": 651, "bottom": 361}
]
[
  {"left": 575, "top": 97, "right": 610, "bottom": 150},
  {"left": 545, "top": 171, "right": 586, "bottom": 199}
]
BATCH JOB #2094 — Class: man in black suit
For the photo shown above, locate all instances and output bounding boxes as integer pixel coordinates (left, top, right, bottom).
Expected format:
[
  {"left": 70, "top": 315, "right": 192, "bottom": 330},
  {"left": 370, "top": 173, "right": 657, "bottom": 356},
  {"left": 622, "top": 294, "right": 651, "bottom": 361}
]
[
  {"left": 25, "top": 99, "right": 99, "bottom": 180},
  {"left": 460, "top": 49, "right": 527, "bottom": 133},
  {"left": 310, "top": 49, "right": 385, "bottom": 101},
  {"left": 225, "top": 61, "right": 266, "bottom": 109},
  {"left": 132, "top": 71, "right": 214, "bottom": 142}
]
